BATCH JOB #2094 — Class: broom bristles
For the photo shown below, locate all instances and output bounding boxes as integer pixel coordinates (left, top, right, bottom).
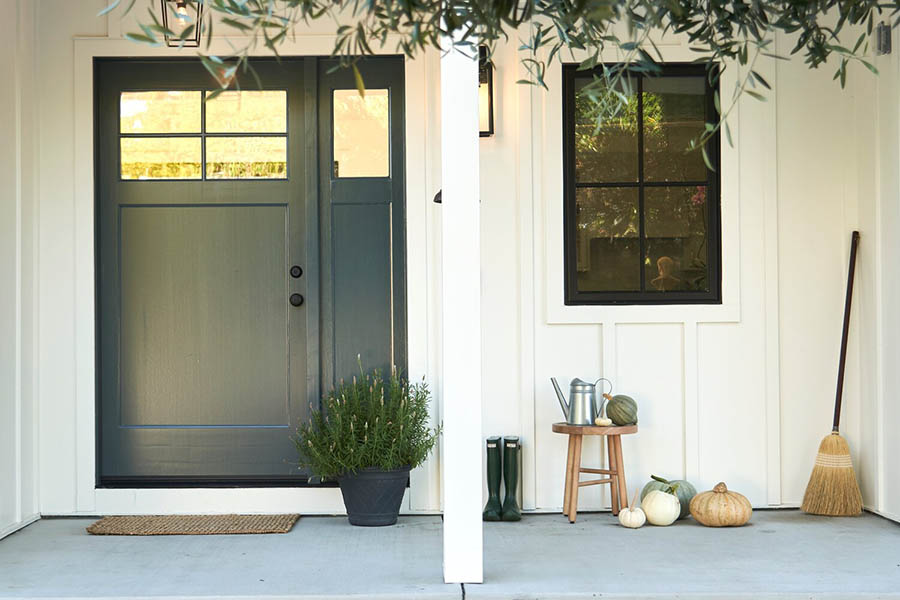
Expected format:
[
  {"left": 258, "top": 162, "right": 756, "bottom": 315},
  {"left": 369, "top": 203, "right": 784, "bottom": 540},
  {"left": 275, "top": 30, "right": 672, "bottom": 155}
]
[{"left": 801, "top": 432, "right": 863, "bottom": 516}]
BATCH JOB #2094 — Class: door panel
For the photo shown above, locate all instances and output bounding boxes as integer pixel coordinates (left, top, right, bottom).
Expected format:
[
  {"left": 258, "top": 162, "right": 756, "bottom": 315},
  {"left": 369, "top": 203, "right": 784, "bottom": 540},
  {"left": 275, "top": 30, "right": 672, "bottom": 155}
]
[
  {"left": 332, "top": 203, "right": 393, "bottom": 381},
  {"left": 119, "top": 204, "right": 289, "bottom": 426}
]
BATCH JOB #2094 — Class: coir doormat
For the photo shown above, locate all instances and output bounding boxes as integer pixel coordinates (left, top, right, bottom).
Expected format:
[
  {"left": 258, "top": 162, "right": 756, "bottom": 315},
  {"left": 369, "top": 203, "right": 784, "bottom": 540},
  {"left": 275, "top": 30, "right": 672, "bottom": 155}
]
[{"left": 86, "top": 514, "right": 299, "bottom": 536}]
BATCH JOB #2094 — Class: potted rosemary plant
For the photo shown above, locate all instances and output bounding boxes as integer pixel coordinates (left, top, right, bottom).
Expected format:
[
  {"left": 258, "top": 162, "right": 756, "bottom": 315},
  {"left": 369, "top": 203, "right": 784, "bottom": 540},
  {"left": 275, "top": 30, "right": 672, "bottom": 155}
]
[{"left": 295, "top": 367, "right": 440, "bottom": 526}]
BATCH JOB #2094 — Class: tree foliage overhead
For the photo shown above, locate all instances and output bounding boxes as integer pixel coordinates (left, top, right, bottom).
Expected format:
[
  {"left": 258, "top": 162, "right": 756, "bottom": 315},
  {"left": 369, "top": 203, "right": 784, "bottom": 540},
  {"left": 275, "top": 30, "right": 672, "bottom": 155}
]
[{"left": 104, "top": 0, "right": 890, "bottom": 152}]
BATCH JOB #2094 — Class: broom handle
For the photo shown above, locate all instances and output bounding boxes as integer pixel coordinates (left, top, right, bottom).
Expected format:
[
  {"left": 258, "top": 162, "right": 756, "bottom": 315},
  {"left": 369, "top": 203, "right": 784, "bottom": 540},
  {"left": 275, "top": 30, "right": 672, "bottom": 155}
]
[{"left": 833, "top": 230, "right": 860, "bottom": 433}]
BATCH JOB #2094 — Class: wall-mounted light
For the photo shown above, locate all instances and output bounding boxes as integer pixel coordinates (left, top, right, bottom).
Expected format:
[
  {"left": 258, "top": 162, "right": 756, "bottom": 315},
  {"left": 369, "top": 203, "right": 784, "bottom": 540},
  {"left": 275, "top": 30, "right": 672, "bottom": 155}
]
[
  {"left": 479, "top": 46, "right": 494, "bottom": 137},
  {"left": 876, "top": 22, "right": 892, "bottom": 55},
  {"left": 160, "top": 0, "right": 204, "bottom": 48}
]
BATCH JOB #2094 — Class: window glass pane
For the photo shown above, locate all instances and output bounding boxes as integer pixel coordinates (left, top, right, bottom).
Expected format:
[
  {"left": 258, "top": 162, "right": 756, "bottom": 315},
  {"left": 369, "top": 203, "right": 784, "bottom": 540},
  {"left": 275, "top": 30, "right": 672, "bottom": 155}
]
[
  {"left": 205, "top": 91, "right": 287, "bottom": 133},
  {"left": 120, "top": 137, "right": 202, "bottom": 180},
  {"left": 333, "top": 89, "right": 389, "bottom": 178},
  {"left": 575, "top": 187, "right": 640, "bottom": 292},
  {"left": 644, "top": 186, "right": 710, "bottom": 292},
  {"left": 120, "top": 91, "right": 201, "bottom": 134},
  {"left": 206, "top": 137, "right": 287, "bottom": 179},
  {"left": 643, "top": 77, "right": 707, "bottom": 182},
  {"left": 574, "top": 78, "right": 638, "bottom": 183}
]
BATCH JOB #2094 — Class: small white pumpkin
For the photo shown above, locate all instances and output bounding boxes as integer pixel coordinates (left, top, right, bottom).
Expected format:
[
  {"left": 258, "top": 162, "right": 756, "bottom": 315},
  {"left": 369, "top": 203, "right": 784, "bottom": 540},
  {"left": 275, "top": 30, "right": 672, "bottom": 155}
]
[
  {"left": 618, "top": 491, "right": 646, "bottom": 528},
  {"left": 594, "top": 416, "right": 613, "bottom": 426},
  {"left": 642, "top": 489, "right": 680, "bottom": 526}
]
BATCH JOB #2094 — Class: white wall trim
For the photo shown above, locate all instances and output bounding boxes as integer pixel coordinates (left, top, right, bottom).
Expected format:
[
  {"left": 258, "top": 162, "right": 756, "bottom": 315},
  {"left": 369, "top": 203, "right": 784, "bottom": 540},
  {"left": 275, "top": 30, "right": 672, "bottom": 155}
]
[
  {"left": 516, "top": 32, "right": 538, "bottom": 511},
  {"left": 539, "top": 51, "right": 743, "bottom": 325},
  {"left": 682, "top": 321, "right": 700, "bottom": 483},
  {"left": 61, "top": 36, "right": 436, "bottom": 516},
  {"left": 759, "top": 49, "right": 782, "bottom": 507},
  {"left": 0, "top": 513, "right": 39, "bottom": 541}
]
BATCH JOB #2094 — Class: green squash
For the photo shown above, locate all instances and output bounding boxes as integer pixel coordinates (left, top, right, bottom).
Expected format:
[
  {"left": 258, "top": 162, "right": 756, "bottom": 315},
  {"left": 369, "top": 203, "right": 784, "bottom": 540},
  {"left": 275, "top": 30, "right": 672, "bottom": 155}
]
[
  {"left": 605, "top": 394, "right": 637, "bottom": 425},
  {"left": 640, "top": 475, "right": 697, "bottom": 520}
]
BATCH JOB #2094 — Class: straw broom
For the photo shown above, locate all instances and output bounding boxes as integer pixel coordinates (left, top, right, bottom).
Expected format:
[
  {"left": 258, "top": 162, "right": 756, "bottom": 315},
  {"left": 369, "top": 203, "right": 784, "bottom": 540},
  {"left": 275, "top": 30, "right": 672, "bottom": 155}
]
[{"left": 801, "top": 231, "right": 863, "bottom": 517}]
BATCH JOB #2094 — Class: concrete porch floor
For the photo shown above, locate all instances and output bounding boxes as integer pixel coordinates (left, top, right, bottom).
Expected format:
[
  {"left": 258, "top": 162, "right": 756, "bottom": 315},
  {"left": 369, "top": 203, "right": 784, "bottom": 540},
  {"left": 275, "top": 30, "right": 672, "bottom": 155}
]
[{"left": 1, "top": 510, "right": 899, "bottom": 599}]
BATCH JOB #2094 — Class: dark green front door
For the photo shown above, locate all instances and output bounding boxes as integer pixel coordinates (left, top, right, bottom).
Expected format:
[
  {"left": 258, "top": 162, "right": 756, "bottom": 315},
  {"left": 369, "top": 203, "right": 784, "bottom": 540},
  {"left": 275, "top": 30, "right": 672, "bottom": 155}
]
[{"left": 96, "top": 57, "right": 405, "bottom": 485}]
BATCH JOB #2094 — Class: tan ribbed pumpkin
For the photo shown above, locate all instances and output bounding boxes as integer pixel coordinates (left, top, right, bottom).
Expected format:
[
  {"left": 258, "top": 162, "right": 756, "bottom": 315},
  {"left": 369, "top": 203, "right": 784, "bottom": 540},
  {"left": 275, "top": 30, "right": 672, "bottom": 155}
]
[{"left": 689, "top": 482, "right": 752, "bottom": 527}]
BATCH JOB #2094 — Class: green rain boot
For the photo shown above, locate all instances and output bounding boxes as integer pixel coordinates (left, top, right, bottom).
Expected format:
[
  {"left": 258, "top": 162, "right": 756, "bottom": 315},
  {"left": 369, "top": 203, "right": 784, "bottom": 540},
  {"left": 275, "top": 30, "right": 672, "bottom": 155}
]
[
  {"left": 482, "top": 437, "right": 502, "bottom": 521},
  {"left": 501, "top": 436, "right": 522, "bottom": 521}
]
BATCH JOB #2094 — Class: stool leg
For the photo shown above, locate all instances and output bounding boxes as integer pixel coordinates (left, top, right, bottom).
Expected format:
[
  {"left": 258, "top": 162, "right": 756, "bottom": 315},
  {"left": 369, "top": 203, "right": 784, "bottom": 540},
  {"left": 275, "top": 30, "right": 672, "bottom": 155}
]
[
  {"left": 613, "top": 435, "right": 628, "bottom": 512},
  {"left": 607, "top": 436, "right": 620, "bottom": 516},
  {"left": 568, "top": 435, "right": 583, "bottom": 523},
  {"left": 563, "top": 434, "right": 575, "bottom": 517}
]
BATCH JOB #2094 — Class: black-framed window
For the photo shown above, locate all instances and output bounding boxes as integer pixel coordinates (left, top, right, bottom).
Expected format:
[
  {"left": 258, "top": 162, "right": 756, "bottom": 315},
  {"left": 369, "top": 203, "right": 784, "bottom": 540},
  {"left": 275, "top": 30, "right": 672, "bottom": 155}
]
[{"left": 563, "top": 63, "right": 722, "bottom": 305}]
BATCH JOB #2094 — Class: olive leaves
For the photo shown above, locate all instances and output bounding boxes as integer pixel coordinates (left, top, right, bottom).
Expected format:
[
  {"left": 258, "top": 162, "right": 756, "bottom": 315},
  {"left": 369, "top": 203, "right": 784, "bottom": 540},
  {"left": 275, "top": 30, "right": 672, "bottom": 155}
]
[{"left": 103, "top": 0, "right": 892, "bottom": 155}]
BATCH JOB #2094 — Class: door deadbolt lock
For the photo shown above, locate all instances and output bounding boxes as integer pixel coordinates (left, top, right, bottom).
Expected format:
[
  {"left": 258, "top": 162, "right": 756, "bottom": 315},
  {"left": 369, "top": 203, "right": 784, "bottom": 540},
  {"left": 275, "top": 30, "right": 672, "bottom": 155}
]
[
  {"left": 289, "top": 293, "right": 304, "bottom": 307},
  {"left": 290, "top": 265, "right": 303, "bottom": 278}
]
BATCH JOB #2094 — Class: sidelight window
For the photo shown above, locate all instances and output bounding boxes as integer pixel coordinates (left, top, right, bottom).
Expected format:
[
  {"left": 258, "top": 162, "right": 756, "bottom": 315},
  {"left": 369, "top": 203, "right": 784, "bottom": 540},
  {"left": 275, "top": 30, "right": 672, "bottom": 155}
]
[
  {"left": 119, "top": 90, "right": 288, "bottom": 180},
  {"left": 563, "top": 64, "right": 721, "bottom": 305}
]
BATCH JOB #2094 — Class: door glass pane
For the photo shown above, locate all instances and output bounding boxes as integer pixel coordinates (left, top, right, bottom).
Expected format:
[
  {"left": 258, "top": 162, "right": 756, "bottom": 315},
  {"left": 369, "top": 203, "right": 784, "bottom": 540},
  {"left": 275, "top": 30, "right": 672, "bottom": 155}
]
[
  {"left": 120, "top": 91, "right": 201, "bottom": 134},
  {"left": 206, "top": 136, "right": 287, "bottom": 179},
  {"left": 644, "top": 186, "right": 709, "bottom": 292},
  {"left": 643, "top": 77, "right": 707, "bottom": 182},
  {"left": 574, "top": 77, "right": 638, "bottom": 183},
  {"left": 120, "top": 137, "right": 202, "bottom": 180},
  {"left": 205, "top": 91, "right": 287, "bottom": 133},
  {"left": 575, "top": 187, "right": 640, "bottom": 292},
  {"left": 333, "top": 89, "right": 389, "bottom": 178}
]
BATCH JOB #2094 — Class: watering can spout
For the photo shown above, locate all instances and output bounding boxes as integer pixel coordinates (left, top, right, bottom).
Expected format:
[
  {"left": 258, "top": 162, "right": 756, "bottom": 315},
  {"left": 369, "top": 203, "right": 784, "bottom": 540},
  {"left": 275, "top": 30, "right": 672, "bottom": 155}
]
[{"left": 551, "top": 377, "right": 568, "bottom": 418}]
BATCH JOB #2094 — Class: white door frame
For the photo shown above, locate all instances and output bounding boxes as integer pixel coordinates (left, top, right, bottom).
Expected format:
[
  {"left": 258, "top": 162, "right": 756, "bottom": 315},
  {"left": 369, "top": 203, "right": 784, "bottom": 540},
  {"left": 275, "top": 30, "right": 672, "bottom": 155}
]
[{"left": 55, "top": 35, "right": 440, "bottom": 515}]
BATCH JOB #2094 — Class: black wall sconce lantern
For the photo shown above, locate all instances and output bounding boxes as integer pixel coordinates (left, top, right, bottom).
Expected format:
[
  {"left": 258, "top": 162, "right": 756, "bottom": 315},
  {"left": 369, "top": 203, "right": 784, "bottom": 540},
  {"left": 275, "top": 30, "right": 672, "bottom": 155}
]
[
  {"left": 479, "top": 46, "right": 494, "bottom": 137},
  {"left": 160, "top": 0, "right": 204, "bottom": 48}
]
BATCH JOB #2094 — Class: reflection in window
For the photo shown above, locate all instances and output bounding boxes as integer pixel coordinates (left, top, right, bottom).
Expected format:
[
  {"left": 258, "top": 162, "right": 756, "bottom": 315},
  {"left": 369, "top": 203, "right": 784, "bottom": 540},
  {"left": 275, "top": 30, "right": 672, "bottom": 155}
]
[
  {"left": 643, "top": 78, "right": 707, "bottom": 182},
  {"left": 333, "top": 89, "right": 389, "bottom": 178},
  {"left": 205, "top": 91, "right": 287, "bottom": 133},
  {"left": 644, "top": 186, "right": 709, "bottom": 292},
  {"left": 574, "top": 78, "right": 638, "bottom": 183},
  {"left": 575, "top": 187, "right": 640, "bottom": 292},
  {"left": 120, "top": 91, "right": 201, "bottom": 134},
  {"left": 120, "top": 137, "right": 202, "bottom": 180},
  {"left": 206, "top": 137, "right": 287, "bottom": 179}
]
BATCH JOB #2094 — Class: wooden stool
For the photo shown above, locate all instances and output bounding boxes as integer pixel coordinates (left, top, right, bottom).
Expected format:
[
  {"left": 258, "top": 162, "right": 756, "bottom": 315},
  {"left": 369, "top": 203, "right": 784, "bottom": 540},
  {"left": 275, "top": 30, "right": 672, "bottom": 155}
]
[{"left": 552, "top": 422, "right": 638, "bottom": 523}]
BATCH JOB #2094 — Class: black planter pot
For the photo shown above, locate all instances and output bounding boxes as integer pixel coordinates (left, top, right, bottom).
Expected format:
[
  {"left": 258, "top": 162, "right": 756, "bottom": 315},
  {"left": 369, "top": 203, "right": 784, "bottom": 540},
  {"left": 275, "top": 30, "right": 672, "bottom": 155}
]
[{"left": 337, "top": 466, "right": 411, "bottom": 526}]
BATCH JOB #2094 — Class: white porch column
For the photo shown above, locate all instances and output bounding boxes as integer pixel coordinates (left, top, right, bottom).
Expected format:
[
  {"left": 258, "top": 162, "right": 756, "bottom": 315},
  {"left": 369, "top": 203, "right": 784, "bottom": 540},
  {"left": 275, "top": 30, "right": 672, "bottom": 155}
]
[{"left": 440, "top": 37, "right": 484, "bottom": 584}]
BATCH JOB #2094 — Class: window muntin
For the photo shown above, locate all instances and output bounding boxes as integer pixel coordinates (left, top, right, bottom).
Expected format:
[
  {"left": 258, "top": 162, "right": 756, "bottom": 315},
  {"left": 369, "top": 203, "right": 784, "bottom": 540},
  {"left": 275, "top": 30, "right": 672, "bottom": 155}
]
[
  {"left": 564, "top": 64, "right": 721, "bottom": 305},
  {"left": 332, "top": 89, "right": 390, "bottom": 178},
  {"left": 118, "top": 90, "right": 288, "bottom": 180}
]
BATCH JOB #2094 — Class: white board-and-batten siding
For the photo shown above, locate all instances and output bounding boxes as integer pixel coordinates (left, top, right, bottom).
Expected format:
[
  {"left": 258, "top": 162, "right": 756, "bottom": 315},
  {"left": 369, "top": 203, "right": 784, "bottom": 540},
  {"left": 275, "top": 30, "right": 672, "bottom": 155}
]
[{"left": 0, "top": 0, "right": 894, "bottom": 530}]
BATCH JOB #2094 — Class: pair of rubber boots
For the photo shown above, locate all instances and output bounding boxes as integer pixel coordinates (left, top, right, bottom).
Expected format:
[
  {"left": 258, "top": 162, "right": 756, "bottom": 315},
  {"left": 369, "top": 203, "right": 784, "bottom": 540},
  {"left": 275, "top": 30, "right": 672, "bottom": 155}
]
[{"left": 483, "top": 436, "right": 521, "bottom": 522}]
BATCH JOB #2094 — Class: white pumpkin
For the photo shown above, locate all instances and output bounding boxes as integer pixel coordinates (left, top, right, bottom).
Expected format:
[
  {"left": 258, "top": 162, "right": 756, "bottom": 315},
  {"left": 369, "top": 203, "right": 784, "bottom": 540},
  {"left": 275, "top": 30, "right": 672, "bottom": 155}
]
[
  {"left": 618, "top": 505, "right": 646, "bottom": 528},
  {"left": 642, "top": 489, "right": 680, "bottom": 526},
  {"left": 594, "top": 417, "right": 613, "bottom": 426}
]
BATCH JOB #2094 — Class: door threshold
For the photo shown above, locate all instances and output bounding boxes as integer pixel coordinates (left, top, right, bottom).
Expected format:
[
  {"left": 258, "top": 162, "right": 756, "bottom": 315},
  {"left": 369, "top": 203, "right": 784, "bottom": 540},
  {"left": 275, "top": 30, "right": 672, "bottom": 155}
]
[{"left": 98, "top": 476, "right": 337, "bottom": 488}]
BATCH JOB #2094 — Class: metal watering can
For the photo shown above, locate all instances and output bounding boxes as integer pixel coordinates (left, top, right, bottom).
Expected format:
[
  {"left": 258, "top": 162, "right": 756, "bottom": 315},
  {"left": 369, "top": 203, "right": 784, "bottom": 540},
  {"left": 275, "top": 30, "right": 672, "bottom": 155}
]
[{"left": 551, "top": 377, "right": 611, "bottom": 426}]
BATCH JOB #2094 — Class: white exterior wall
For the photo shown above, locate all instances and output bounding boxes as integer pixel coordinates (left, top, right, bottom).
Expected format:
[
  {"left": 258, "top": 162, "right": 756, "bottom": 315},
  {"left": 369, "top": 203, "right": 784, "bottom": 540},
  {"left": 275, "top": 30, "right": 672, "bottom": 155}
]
[
  {"left": 856, "top": 22, "right": 900, "bottom": 522},
  {"left": 480, "top": 30, "right": 879, "bottom": 512},
  {"left": 0, "top": 0, "right": 39, "bottom": 539},
  {"left": 22, "top": 0, "right": 897, "bottom": 518}
]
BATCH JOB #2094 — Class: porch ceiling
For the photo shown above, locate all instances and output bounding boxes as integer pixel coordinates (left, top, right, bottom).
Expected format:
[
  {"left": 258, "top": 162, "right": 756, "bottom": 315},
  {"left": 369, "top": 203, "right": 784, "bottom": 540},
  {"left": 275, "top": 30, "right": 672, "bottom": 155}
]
[{"left": 1, "top": 511, "right": 899, "bottom": 599}]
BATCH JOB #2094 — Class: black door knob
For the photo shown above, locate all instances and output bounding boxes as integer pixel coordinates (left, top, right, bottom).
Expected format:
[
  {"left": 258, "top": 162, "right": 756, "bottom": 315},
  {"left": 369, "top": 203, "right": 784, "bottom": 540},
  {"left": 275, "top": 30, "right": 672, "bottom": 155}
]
[
  {"left": 289, "top": 293, "right": 304, "bottom": 307},
  {"left": 290, "top": 265, "right": 303, "bottom": 278}
]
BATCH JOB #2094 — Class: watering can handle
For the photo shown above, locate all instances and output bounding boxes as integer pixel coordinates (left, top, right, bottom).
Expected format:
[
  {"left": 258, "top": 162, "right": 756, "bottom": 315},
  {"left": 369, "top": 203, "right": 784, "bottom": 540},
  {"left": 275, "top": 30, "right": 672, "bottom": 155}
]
[{"left": 594, "top": 378, "right": 612, "bottom": 396}]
